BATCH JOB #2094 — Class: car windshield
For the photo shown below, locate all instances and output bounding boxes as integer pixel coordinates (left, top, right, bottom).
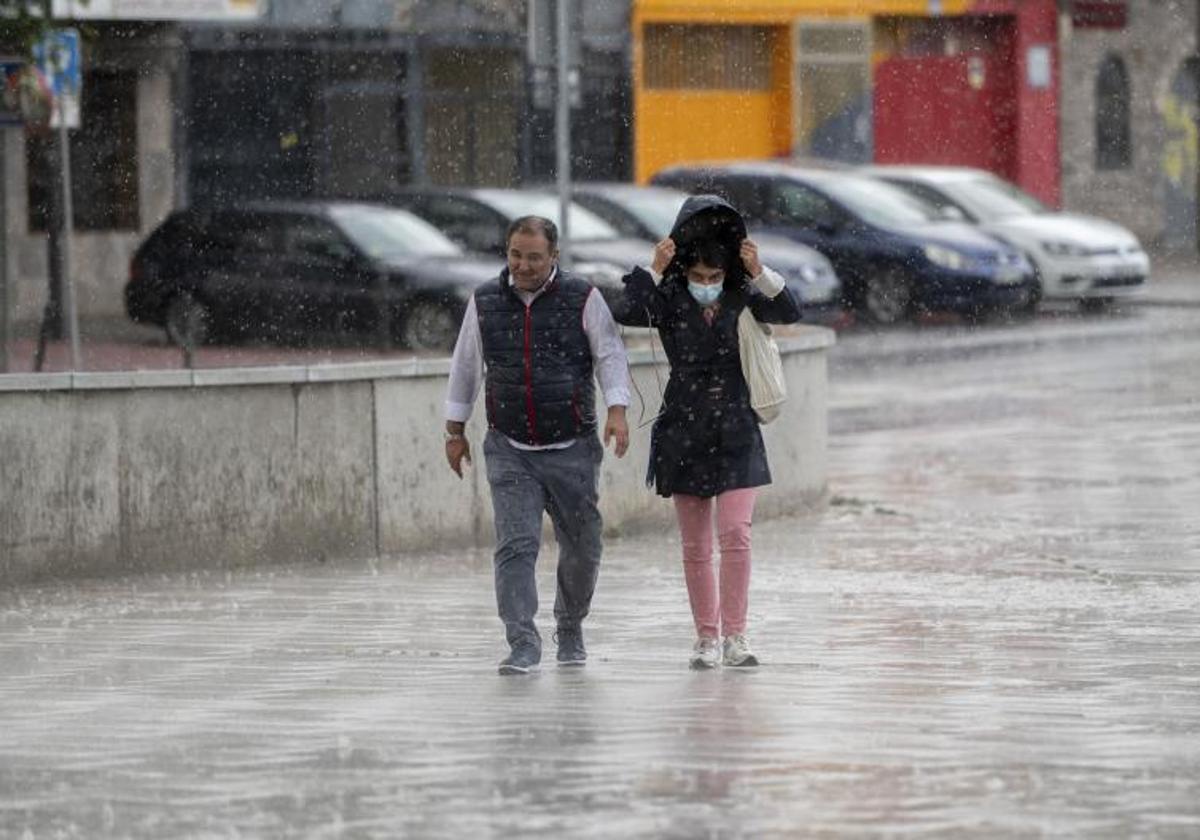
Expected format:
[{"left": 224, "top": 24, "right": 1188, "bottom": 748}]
[
  {"left": 941, "top": 176, "right": 1049, "bottom": 221},
  {"left": 808, "top": 175, "right": 940, "bottom": 227},
  {"left": 606, "top": 190, "right": 686, "bottom": 238},
  {"left": 329, "top": 205, "right": 463, "bottom": 259},
  {"left": 478, "top": 191, "right": 622, "bottom": 240}
]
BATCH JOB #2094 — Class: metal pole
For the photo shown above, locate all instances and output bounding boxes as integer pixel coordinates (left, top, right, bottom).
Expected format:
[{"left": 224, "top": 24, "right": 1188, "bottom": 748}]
[
  {"left": 34, "top": 135, "right": 63, "bottom": 372},
  {"left": 0, "top": 129, "right": 7, "bottom": 373},
  {"left": 406, "top": 38, "right": 426, "bottom": 186},
  {"left": 58, "top": 99, "right": 80, "bottom": 369},
  {"left": 555, "top": 0, "right": 571, "bottom": 267}
]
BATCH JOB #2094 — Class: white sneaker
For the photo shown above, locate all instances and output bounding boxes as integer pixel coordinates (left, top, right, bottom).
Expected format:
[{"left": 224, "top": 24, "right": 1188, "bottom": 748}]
[
  {"left": 689, "top": 636, "right": 721, "bottom": 670},
  {"left": 722, "top": 634, "right": 759, "bottom": 667}
]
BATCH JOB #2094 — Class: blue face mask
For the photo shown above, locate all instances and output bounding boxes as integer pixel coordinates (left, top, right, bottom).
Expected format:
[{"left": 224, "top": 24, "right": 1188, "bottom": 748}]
[{"left": 688, "top": 282, "right": 722, "bottom": 306}]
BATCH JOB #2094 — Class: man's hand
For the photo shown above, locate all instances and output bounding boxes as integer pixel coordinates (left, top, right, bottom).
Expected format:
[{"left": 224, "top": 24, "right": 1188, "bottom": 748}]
[
  {"left": 740, "top": 238, "right": 763, "bottom": 278},
  {"left": 603, "top": 406, "right": 629, "bottom": 458},
  {"left": 650, "top": 238, "right": 676, "bottom": 275},
  {"left": 444, "top": 422, "right": 471, "bottom": 478},
  {"left": 446, "top": 437, "right": 471, "bottom": 478}
]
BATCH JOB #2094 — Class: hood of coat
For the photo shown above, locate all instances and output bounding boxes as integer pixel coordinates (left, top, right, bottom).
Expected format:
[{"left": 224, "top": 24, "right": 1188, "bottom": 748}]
[{"left": 666, "top": 194, "right": 749, "bottom": 291}]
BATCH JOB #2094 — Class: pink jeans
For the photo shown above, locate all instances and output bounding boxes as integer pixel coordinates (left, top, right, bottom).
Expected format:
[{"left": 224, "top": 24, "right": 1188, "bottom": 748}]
[{"left": 672, "top": 488, "right": 757, "bottom": 639}]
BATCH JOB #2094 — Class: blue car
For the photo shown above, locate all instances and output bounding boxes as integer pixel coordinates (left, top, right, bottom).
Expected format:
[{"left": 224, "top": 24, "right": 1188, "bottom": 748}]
[{"left": 651, "top": 161, "right": 1037, "bottom": 324}]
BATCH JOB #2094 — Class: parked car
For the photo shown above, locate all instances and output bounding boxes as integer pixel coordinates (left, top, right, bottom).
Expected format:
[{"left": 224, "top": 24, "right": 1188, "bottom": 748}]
[
  {"left": 378, "top": 187, "right": 656, "bottom": 305},
  {"left": 125, "top": 201, "right": 497, "bottom": 352},
  {"left": 570, "top": 182, "right": 844, "bottom": 323},
  {"left": 862, "top": 165, "right": 1151, "bottom": 310},
  {"left": 651, "top": 161, "right": 1037, "bottom": 324}
]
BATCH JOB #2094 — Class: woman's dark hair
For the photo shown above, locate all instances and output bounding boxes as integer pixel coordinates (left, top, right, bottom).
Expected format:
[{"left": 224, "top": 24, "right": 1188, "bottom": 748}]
[{"left": 682, "top": 240, "right": 733, "bottom": 271}]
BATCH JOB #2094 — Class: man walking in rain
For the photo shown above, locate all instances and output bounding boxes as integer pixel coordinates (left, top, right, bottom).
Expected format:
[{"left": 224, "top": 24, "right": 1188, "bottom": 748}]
[{"left": 443, "top": 216, "right": 630, "bottom": 675}]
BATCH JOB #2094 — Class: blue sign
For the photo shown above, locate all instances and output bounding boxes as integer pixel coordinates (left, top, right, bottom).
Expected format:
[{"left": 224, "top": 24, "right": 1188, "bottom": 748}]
[
  {"left": 33, "top": 29, "right": 81, "bottom": 128},
  {"left": 33, "top": 29, "right": 81, "bottom": 97}
]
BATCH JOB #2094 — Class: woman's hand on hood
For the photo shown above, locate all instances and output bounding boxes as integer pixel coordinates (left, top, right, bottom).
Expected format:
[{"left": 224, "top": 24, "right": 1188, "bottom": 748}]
[
  {"left": 651, "top": 238, "right": 676, "bottom": 275},
  {"left": 740, "top": 238, "right": 763, "bottom": 279}
]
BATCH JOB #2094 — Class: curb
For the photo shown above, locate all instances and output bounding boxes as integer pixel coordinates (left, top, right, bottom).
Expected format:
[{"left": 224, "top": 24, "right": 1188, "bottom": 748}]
[{"left": 1128, "top": 297, "right": 1200, "bottom": 309}]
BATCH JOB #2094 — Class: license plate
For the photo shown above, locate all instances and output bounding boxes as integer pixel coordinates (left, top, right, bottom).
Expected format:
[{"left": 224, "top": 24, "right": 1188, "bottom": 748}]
[{"left": 995, "top": 269, "right": 1023, "bottom": 286}]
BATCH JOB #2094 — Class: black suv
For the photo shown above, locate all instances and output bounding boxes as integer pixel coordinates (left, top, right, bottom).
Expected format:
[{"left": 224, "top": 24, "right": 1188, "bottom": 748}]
[{"left": 125, "top": 201, "right": 497, "bottom": 351}]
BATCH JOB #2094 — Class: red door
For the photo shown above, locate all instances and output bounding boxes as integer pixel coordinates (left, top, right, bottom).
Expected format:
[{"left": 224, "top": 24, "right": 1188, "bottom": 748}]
[{"left": 874, "top": 51, "right": 1017, "bottom": 181}]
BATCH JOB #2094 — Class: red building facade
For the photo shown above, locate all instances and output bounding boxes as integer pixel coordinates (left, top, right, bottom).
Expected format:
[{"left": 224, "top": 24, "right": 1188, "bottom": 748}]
[{"left": 873, "top": 0, "right": 1061, "bottom": 206}]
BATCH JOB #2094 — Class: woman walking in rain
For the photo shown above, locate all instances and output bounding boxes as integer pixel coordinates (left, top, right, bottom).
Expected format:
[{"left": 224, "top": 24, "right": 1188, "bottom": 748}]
[{"left": 612, "top": 195, "right": 802, "bottom": 669}]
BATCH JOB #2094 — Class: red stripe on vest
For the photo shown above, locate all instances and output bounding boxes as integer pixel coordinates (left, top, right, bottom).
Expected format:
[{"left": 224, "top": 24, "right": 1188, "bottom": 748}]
[{"left": 523, "top": 304, "right": 539, "bottom": 445}]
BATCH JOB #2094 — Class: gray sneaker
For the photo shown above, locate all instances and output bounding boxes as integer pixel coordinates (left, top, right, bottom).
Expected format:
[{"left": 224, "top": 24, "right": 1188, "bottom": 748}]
[
  {"left": 554, "top": 626, "right": 586, "bottom": 667},
  {"left": 498, "top": 644, "right": 541, "bottom": 675},
  {"left": 722, "top": 634, "right": 758, "bottom": 667},
  {"left": 689, "top": 636, "right": 721, "bottom": 670}
]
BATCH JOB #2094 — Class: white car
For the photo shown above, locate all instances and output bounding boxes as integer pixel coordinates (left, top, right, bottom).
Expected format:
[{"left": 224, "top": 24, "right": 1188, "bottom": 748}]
[{"left": 864, "top": 165, "right": 1150, "bottom": 310}]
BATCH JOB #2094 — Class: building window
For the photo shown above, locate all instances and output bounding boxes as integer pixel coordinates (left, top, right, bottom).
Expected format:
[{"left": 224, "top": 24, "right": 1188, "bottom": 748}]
[
  {"left": 424, "top": 47, "right": 521, "bottom": 186},
  {"left": 1095, "top": 54, "right": 1131, "bottom": 170},
  {"left": 644, "top": 25, "right": 773, "bottom": 90},
  {"left": 27, "top": 69, "right": 140, "bottom": 231},
  {"left": 793, "top": 20, "right": 873, "bottom": 162}
]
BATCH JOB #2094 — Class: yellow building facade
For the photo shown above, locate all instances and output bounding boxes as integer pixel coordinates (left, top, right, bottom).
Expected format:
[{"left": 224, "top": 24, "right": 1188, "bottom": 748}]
[{"left": 632, "top": 0, "right": 983, "bottom": 184}]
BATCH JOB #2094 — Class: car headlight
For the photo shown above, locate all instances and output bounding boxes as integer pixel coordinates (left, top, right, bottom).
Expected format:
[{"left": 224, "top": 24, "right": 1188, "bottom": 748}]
[
  {"left": 1041, "top": 241, "right": 1095, "bottom": 257},
  {"left": 923, "top": 244, "right": 969, "bottom": 271}
]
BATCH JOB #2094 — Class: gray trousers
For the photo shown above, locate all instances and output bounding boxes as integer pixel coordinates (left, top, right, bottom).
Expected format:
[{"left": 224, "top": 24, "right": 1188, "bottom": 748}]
[{"left": 483, "top": 430, "right": 604, "bottom": 652}]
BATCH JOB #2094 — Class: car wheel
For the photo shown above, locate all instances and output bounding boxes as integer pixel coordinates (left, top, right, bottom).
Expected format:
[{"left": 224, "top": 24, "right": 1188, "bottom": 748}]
[
  {"left": 861, "top": 268, "right": 912, "bottom": 325},
  {"left": 1011, "top": 282, "right": 1042, "bottom": 319},
  {"left": 403, "top": 299, "right": 460, "bottom": 352},
  {"left": 164, "top": 292, "right": 213, "bottom": 347}
]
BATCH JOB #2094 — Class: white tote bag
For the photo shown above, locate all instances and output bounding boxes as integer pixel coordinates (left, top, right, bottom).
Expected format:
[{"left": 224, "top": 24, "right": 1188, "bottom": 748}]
[{"left": 737, "top": 307, "right": 787, "bottom": 424}]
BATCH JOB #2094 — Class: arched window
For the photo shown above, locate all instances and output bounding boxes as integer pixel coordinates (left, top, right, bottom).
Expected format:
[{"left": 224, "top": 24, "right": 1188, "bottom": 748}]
[{"left": 1095, "top": 54, "right": 1132, "bottom": 170}]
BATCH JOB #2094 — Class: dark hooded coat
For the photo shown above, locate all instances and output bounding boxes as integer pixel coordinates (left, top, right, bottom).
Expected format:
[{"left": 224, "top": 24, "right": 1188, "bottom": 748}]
[{"left": 611, "top": 195, "right": 802, "bottom": 498}]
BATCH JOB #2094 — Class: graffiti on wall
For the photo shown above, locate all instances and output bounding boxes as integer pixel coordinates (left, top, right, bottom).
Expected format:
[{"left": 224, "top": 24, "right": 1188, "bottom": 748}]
[{"left": 1158, "top": 59, "right": 1198, "bottom": 246}]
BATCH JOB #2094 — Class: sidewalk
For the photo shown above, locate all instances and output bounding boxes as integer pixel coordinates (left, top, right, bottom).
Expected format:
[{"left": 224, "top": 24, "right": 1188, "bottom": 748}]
[
  {"left": 1140, "top": 249, "right": 1200, "bottom": 306},
  {"left": 0, "top": 318, "right": 419, "bottom": 374},
  {"left": 1, "top": 305, "right": 1198, "bottom": 837}
]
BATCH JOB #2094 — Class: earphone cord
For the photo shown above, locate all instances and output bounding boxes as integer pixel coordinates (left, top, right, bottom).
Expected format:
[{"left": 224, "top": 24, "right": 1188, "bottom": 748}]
[{"left": 621, "top": 305, "right": 666, "bottom": 430}]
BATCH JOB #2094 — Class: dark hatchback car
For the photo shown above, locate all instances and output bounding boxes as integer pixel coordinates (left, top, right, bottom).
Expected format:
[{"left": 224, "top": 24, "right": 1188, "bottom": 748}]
[
  {"left": 652, "top": 162, "right": 1037, "bottom": 324},
  {"left": 125, "top": 201, "right": 497, "bottom": 351}
]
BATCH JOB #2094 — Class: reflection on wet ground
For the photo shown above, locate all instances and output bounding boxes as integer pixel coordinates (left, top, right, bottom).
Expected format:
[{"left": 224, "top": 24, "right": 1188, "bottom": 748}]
[{"left": 1, "top": 308, "right": 1198, "bottom": 837}]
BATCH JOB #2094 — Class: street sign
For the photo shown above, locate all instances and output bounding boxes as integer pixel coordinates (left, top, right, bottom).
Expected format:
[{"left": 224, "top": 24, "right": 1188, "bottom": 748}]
[
  {"left": 1, "top": 60, "right": 24, "bottom": 126},
  {"left": 1, "top": 60, "right": 54, "bottom": 128},
  {"left": 33, "top": 29, "right": 82, "bottom": 129}
]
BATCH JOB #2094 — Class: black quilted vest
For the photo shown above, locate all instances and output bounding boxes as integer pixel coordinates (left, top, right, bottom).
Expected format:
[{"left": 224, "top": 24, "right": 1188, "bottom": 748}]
[{"left": 475, "top": 270, "right": 596, "bottom": 446}]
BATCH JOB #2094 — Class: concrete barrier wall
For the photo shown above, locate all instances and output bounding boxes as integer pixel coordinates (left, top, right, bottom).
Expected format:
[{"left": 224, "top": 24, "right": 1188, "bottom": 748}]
[{"left": 0, "top": 328, "right": 833, "bottom": 586}]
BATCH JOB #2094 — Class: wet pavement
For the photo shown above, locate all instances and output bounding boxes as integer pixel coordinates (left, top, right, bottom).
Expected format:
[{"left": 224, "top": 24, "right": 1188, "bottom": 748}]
[
  {"left": 1, "top": 319, "right": 421, "bottom": 374},
  {"left": 2, "top": 306, "right": 1200, "bottom": 837}
]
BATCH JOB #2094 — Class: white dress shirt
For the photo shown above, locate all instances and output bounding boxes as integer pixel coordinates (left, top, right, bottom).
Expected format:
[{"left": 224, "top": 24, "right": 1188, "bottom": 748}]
[{"left": 445, "top": 268, "right": 631, "bottom": 451}]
